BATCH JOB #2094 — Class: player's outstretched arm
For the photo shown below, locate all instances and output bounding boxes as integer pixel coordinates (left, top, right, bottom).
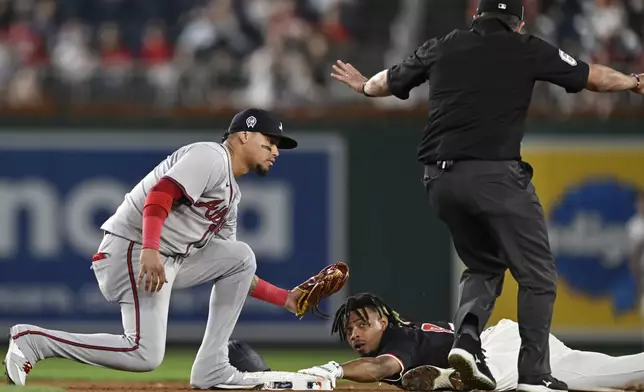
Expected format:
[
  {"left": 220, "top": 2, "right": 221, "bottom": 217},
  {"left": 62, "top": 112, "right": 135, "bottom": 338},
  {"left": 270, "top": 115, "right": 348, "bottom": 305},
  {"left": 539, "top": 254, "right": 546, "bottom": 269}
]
[
  {"left": 249, "top": 263, "right": 349, "bottom": 318},
  {"left": 339, "top": 356, "right": 402, "bottom": 382},
  {"left": 298, "top": 356, "right": 401, "bottom": 387},
  {"left": 247, "top": 275, "right": 300, "bottom": 313}
]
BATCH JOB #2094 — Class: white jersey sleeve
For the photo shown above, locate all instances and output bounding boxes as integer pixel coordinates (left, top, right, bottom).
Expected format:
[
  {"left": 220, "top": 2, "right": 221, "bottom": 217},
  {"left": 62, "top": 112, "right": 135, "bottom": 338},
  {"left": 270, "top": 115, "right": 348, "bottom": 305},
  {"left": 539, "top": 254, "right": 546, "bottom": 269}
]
[{"left": 163, "top": 143, "right": 225, "bottom": 204}]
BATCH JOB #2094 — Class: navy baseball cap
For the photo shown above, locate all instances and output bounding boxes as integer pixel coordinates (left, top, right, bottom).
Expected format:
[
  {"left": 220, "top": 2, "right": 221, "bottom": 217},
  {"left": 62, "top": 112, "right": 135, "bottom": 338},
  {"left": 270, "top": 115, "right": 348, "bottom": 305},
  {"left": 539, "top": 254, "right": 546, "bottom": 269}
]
[
  {"left": 476, "top": 0, "right": 524, "bottom": 20},
  {"left": 223, "top": 108, "right": 298, "bottom": 150}
]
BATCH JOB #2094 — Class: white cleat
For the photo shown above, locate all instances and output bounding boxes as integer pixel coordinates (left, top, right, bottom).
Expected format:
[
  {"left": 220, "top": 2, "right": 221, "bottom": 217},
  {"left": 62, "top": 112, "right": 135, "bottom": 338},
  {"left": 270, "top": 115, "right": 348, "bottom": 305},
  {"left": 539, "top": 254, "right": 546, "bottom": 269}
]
[
  {"left": 402, "top": 365, "right": 463, "bottom": 391},
  {"left": 3, "top": 335, "right": 32, "bottom": 386},
  {"left": 207, "top": 371, "right": 332, "bottom": 390}
]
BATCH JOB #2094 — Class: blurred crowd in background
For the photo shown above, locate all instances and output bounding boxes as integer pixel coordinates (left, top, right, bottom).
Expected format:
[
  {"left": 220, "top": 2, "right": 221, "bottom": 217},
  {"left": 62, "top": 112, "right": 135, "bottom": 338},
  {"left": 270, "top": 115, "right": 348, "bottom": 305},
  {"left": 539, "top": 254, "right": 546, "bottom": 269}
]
[{"left": 0, "top": 0, "right": 642, "bottom": 115}]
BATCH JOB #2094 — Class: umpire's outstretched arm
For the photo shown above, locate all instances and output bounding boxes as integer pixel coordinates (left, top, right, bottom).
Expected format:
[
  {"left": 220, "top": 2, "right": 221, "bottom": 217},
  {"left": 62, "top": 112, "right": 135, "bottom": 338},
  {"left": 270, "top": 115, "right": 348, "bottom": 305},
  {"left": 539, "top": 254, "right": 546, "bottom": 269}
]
[
  {"left": 586, "top": 64, "right": 643, "bottom": 92},
  {"left": 331, "top": 41, "right": 644, "bottom": 98},
  {"left": 330, "top": 37, "right": 439, "bottom": 99}
]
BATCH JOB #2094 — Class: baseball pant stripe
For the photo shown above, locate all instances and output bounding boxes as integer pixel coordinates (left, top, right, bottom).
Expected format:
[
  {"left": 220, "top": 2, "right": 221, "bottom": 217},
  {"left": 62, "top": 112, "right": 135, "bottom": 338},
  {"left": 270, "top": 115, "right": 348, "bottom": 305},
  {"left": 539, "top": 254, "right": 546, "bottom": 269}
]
[{"left": 12, "top": 241, "right": 141, "bottom": 352}]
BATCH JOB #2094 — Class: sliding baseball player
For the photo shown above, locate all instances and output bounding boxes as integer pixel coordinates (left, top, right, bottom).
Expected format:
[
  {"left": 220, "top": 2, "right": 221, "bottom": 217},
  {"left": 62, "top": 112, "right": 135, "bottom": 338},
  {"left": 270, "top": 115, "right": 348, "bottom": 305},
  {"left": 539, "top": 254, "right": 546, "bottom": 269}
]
[{"left": 289, "top": 293, "right": 643, "bottom": 391}]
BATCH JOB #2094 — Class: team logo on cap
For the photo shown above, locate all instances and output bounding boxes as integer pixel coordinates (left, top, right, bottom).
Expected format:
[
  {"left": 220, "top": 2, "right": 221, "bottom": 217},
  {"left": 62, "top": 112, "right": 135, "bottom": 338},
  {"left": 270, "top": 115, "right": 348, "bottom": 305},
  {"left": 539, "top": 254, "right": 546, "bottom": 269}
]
[
  {"left": 498, "top": 3, "right": 507, "bottom": 9},
  {"left": 246, "top": 116, "right": 257, "bottom": 129}
]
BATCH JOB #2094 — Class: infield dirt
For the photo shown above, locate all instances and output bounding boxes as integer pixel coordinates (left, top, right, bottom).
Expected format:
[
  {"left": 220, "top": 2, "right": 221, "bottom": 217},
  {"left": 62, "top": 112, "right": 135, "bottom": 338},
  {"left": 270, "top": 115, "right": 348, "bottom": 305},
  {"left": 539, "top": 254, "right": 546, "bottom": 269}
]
[{"left": 32, "top": 381, "right": 399, "bottom": 392}]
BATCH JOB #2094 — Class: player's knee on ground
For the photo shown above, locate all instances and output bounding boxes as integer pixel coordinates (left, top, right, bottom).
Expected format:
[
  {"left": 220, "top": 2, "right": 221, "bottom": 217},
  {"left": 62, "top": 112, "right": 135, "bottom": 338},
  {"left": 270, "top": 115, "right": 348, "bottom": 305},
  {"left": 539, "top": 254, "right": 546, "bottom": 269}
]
[
  {"left": 189, "top": 341, "right": 266, "bottom": 388},
  {"left": 129, "top": 342, "right": 165, "bottom": 372}
]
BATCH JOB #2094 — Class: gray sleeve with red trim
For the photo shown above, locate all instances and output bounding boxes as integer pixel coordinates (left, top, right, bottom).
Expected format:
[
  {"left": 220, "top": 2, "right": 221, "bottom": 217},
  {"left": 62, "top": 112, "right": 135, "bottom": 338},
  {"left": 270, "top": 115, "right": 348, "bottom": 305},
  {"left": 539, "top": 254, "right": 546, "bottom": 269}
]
[{"left": 163, "top": 143, "right": 226, "bottom": 204}]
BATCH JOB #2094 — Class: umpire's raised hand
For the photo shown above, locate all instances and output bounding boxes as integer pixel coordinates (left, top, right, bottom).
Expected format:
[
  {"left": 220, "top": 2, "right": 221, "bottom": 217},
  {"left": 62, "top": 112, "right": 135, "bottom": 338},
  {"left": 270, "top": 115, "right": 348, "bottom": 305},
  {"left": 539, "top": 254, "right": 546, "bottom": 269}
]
[{"left": 331, "top": 60, "right": 368, "bottom": 93}]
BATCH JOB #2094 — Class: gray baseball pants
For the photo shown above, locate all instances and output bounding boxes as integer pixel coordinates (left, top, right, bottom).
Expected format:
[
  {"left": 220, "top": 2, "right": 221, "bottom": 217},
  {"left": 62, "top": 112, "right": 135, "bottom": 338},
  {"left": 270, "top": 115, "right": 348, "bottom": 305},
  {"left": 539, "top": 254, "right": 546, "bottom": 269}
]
[{"left": 10, "top": 232, "right": 256, "bottom": 388}]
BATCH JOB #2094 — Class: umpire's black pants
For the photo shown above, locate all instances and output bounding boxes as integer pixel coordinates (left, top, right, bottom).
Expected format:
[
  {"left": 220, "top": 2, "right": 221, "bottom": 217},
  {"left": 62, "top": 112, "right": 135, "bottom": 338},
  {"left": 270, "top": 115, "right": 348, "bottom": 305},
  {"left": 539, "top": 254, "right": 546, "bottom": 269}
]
[{"left": 424, "top": 160, "right": 557, "bottom": 377}]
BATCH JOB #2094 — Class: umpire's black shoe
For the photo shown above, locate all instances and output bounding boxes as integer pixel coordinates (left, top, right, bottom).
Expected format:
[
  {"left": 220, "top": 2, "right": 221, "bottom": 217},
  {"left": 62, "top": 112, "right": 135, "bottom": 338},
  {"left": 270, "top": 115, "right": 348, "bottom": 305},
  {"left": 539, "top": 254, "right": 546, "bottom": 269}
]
[
  {"left": 517, "top": 374, "right": 568, "bottom": 392},
  {"left": 448, "top": 334, "right": 496, "bottom": 391}
]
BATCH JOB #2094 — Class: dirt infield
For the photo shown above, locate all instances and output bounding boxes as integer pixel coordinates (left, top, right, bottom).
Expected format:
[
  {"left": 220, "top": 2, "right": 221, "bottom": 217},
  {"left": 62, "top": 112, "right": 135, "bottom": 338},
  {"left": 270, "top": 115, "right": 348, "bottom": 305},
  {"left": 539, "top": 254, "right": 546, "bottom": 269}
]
[{"left": 32, "top": 381, "right": 398, "bottom": 392}]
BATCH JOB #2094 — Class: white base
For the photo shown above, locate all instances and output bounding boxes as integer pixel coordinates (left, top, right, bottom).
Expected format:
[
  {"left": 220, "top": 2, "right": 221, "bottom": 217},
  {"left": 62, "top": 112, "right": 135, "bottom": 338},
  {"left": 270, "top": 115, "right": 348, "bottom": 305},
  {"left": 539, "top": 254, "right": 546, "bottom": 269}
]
[
  {"left": 261, "top": 371, "right": 332, "bottom": 391},
  {"left": 215, "top": 371, "right": 333, "bottom": 391}
]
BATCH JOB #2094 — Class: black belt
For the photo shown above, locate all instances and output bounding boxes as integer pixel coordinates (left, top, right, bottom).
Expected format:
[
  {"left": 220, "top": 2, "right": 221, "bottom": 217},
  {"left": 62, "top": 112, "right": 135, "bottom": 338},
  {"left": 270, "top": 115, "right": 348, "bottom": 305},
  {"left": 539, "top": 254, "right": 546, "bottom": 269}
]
[
  {"left": 425, "top": 159, "right": 534, "bottom": 178},
  {"left": 436, "top": 160, "right": 454, "bottom": 170},
  {"left": 423, "top": 160, "right": 454, "bottom": 182},
  {"left": 424, "top": 160, "right": 454, "bottom": 173}
]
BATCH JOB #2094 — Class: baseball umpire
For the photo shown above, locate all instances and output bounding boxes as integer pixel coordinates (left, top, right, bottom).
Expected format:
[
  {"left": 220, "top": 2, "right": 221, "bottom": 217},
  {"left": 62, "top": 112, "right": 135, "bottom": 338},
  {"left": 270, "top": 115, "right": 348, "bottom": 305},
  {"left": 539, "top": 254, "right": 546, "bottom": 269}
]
[{"left": 330, "top": 1, "right": 644, "bottom": 392}]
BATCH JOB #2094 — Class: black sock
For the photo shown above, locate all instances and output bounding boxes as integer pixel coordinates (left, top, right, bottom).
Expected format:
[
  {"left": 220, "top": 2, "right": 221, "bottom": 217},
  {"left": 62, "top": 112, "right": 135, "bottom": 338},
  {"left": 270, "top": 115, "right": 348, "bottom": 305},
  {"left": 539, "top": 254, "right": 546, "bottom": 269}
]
[{"left": 459, "top": 314, "right": 480, "bottom": 341}]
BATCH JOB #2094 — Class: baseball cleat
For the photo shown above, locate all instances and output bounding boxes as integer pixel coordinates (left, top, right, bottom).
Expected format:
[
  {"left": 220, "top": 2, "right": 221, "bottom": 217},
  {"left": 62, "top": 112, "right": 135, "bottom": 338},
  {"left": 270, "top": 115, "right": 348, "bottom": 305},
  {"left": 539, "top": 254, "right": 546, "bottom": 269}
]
[
  {"left": 4, "top": 334, "right": 32, "bottom": 386},
  {"left": 402, "top": 365, "right": 463, "bottom": 391},
  {"left": 448, "top": 348, "right": 496, "bottom": 390},
  {"left": 517, "top": 374, "right": 568, "bottom": 392},
  {"left": 448, "top": 334, "right": 496, "bottom": 391}
]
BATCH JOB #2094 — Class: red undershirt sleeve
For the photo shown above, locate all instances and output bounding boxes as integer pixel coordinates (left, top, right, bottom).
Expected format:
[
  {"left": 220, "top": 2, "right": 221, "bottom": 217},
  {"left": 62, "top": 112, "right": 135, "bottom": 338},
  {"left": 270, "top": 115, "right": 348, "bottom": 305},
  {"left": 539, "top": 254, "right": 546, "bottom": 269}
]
[
  {"left": 142, "top": 178, "right": 183, "bottom": 250},
  {"left": 250, "top": 278, "right": 289, "bottom": 307}
]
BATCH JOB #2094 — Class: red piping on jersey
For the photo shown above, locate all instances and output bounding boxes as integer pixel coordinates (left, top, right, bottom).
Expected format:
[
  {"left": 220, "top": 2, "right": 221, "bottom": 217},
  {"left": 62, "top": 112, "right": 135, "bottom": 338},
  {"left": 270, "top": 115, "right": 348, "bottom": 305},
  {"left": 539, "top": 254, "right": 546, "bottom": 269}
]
[
  {"left": 161, "top": 175, "right": 194, "bottom": 205},
  {"left": 181, "top": 163, "right": 234, "bottom": 257},
  {"left": 12, "top": 242, "right": 141, "bottom": 352}
]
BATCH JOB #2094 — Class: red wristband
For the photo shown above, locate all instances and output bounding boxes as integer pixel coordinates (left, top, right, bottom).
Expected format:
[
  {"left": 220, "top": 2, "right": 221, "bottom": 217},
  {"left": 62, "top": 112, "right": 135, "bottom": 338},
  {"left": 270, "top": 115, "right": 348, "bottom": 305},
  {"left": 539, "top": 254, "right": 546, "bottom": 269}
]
[
  {"left": 141, "top": 183, "right": 179, "bottom": 251},
  {"left": 142, "top": 207, "right": 165, "bottom": 250},
  {"left": 251, "top": 278, "right": 289, "bottom": 307}
]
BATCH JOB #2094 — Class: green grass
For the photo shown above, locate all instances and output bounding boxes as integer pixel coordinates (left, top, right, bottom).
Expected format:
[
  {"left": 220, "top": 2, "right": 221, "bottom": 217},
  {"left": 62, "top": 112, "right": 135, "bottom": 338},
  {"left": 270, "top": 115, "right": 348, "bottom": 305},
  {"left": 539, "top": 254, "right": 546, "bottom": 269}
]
[
  {"left": 0, "top": 387, "right": 64, "bottom": 392},
  {"left": 10, "top": 347, "right": 357, "bottom": 382}
]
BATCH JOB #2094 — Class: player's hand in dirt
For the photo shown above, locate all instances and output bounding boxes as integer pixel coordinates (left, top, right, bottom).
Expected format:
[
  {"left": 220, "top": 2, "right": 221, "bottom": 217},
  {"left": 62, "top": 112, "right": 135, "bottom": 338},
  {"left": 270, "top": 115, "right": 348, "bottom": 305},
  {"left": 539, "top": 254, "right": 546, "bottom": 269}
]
[
  {"left": 284, "top": 289, "right": 303, "bottom": 314},
  {"left": 298, "top": 361, "right": 342, "bottom": 389},
  {"left": 138, "top": 248, "right": 168, "bottom": 293},
  {"left": 331, "top": 60, "right": 368, "bottom": 94}
]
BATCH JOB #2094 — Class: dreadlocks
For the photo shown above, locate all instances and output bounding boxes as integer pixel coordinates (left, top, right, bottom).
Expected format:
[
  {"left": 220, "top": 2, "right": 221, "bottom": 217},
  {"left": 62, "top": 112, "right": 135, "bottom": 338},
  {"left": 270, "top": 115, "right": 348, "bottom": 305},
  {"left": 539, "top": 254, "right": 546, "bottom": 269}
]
[{"left": 331, "top": 293, "right": 414, "bottom": 342}]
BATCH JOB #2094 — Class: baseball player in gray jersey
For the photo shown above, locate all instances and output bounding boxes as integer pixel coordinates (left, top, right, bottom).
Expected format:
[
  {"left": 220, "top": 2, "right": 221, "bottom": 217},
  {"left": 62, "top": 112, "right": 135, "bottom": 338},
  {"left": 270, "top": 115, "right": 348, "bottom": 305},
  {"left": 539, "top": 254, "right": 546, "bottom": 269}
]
[{"left": 4, "top": 108, "right": 324, "bottom": 390}]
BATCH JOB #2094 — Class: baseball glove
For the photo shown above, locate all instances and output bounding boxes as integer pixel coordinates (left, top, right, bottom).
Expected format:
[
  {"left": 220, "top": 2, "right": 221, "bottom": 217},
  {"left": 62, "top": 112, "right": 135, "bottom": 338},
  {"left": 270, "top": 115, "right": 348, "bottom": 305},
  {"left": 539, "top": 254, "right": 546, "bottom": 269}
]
[{"left": 293, "top": 262, "right": 349, "bottom": 318}]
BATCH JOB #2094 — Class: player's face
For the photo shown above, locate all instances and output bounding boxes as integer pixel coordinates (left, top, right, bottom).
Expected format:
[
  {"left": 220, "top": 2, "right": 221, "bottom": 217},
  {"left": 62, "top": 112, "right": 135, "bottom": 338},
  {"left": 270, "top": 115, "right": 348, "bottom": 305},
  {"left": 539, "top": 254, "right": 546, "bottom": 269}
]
[
  {"left": 345, "top": 308, "right": 387, "bottom": 355},
  {"left": 248, "top": 133, "right": 280, "bottom": 177}
]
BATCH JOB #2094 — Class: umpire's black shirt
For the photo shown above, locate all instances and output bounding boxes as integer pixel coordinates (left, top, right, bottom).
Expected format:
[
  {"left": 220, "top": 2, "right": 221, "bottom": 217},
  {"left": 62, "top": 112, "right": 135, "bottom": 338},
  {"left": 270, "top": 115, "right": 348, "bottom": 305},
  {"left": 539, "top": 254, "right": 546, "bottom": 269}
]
[{"left": 387, "top": 17, "right": 590, "bottom": 164}]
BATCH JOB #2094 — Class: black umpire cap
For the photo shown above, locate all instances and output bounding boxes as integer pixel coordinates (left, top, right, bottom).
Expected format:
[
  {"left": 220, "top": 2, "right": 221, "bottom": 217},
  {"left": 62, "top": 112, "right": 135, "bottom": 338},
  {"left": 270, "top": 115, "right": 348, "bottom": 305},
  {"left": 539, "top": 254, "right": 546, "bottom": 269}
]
[
  {"left": 223, "top": 108, "right": 298, "bottom": 150},
  {"left": 476, "top": 0, "right": 524, "bottom": 20}
]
